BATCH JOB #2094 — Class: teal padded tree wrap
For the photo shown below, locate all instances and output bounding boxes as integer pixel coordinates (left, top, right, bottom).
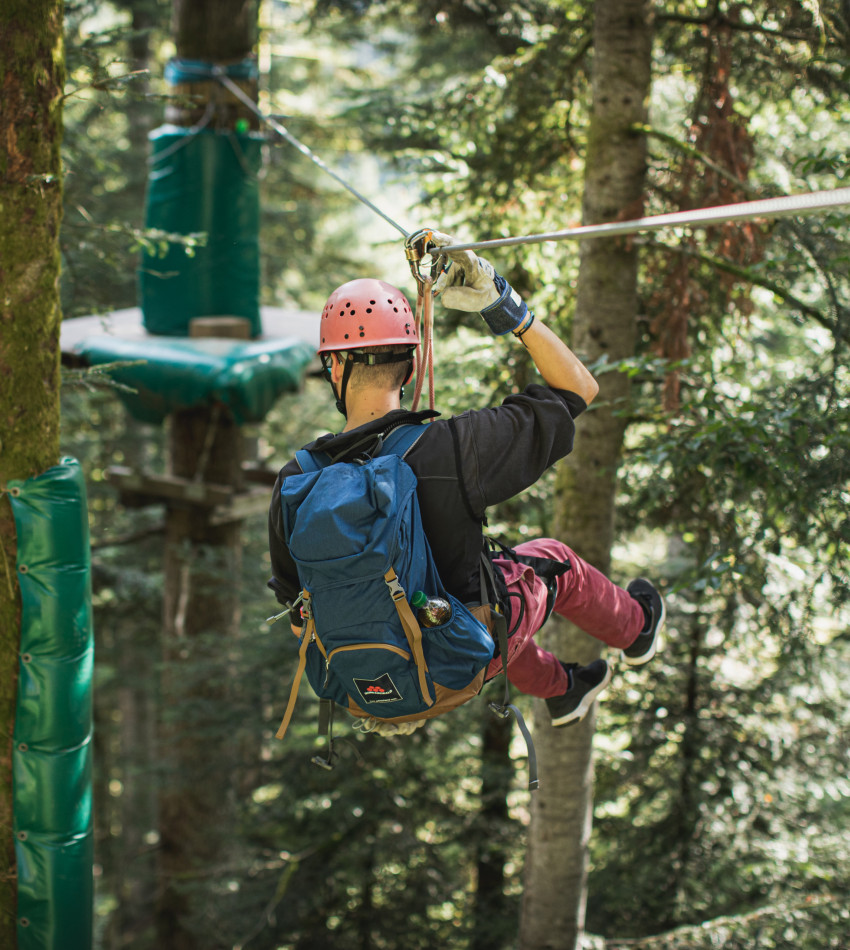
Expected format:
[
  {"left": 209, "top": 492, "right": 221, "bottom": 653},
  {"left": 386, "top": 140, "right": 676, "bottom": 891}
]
[
  {"left": 140, "top": 126, "right": 263, "bottom": 337},
  {"left": 73, "top": 335, "right": 315, "bottom": 425},
  {"left": 8, "top": 458, "right": 93, "bottom": 949}
]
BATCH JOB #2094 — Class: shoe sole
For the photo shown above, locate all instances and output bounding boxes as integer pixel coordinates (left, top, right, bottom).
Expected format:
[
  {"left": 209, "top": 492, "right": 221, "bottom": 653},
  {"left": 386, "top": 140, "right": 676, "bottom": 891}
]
[
  {"left": 550, "top": 663, "right": 614, "bottom": 727},
  {"left": 622, "top": 597, "right": 666, "bottom": 666}
]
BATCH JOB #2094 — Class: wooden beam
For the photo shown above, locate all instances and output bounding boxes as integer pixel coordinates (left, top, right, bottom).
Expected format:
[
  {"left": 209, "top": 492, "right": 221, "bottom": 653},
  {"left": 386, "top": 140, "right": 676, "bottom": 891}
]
[{"left": 106, "top": 466, "right": 233, "bottom": 508}]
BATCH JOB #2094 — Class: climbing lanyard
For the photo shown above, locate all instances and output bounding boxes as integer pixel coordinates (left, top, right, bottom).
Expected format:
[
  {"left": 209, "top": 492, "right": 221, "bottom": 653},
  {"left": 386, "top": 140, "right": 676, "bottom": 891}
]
[{"left": 402, "top": 229, "right": 445, "bottom": 411}]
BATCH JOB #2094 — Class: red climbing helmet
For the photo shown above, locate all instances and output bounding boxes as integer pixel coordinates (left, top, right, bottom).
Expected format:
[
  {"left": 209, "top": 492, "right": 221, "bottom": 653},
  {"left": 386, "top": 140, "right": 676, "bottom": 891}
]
[{"left": 318, "top": 278, "right": 419, "bottom": 353}]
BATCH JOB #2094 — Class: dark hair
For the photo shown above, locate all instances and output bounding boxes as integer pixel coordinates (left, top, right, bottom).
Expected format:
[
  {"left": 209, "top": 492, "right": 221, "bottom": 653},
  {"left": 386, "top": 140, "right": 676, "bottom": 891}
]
[{"left": 344, "top": 344, "right": 414, "bottom": 391}]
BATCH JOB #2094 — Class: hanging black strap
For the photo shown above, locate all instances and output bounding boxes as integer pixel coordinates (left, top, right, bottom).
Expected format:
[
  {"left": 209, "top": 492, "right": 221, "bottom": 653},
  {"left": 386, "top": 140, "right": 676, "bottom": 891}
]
[
  {"left": 487, "top": 613, "right": 539, "bottom": 791},
  {"left": 312, "top": 699, "right": 337, "bottom": 771},
  {"left": 477, "top": 549, "right": 538, "bottom": 790}
]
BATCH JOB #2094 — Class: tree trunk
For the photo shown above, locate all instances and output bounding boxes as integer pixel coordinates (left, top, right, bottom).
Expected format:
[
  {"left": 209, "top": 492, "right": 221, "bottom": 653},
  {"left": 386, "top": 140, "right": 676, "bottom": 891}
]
[
  {"left": 172, "top": 0, "right": 258, "bottom": 61},
  {"left": 472, "top": 710, "right": 513, "bottom": 950},
  {"left": 0, "top": 3, "right": 64, "bottom": 945},
  {"left": 519, "top": 2, "right": 653, "bottom": 948},
  {"left": 156, "top": 405, "right": 246, "bottom": 950},
  {"left": 166, "top": 0, "right": 260, "bottom": 129},
  {"left": 154, "top": 6, "right": 259, "bottom": 945}
]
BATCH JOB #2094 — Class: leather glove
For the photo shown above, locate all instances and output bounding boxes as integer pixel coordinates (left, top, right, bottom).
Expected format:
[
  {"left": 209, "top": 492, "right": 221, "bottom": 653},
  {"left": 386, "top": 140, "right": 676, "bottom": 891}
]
[{"left": 430, "top": 230, "right": 532, "bottom": 336}]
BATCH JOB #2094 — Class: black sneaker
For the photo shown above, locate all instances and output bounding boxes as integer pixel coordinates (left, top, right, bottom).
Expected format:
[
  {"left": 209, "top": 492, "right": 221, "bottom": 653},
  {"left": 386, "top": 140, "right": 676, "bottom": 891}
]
[
  {"left": 622, "top": 578, "right": 665, "bottom": 666},
  {"left": 546, "top": 659, "right": 612, "bottom": 727}
]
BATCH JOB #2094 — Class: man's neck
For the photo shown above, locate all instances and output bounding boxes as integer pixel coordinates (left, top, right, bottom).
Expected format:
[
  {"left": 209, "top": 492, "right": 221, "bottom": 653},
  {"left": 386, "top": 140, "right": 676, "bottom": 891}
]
[{"left": 342, "top": 394, "right": 402, "bottom": 432}]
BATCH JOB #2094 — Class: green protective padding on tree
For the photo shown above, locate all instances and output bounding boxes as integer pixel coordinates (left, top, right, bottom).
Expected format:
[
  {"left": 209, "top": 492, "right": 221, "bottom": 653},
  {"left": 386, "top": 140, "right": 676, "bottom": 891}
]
[
  {"left": 139, "top": 126, "right": 263, "bottom": 337},
  {"left": 9, "top": 457, "right": 94, "bottom": 950},
  {"left": 73, "top": 334, "right": 315, "bottom": 425}
]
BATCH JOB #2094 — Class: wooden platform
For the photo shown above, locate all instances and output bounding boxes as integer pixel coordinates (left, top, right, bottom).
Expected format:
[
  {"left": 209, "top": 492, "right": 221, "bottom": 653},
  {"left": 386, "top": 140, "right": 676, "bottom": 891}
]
[{"left": 60, "top": 305, "right": 321, "bottom": 361}]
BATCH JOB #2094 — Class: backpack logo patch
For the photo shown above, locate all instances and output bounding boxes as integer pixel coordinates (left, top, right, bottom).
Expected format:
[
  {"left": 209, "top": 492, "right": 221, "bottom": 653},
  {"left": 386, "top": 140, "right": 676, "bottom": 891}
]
[{"left": 354, "top": 673, "right": 403, "bottom": 704}]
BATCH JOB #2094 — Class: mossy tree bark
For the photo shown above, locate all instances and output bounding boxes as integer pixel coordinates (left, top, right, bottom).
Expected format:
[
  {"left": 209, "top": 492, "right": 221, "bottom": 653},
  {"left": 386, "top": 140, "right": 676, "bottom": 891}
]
[
  {"left": 0, "top": 1, "right": 64, "bottom": 944},
  {"left": 519, "top": 2, "right": 653, "bottom": 948}
]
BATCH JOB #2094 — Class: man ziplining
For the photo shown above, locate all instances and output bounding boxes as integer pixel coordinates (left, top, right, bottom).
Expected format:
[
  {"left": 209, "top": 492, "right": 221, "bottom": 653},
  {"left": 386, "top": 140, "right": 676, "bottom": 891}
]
[{"left": 267, "top": 232, "right": 665, "bottom": 747}]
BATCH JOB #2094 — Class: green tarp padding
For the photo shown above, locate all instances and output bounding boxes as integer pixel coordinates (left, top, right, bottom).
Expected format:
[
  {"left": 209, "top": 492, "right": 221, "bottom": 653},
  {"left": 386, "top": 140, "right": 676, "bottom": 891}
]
[
  {"left": 139, "top": 126, "right": 263, "bottom": 337},
  {"left": 73, "top": 334, "right": 315, "bottom": 425},
  {"left": 9, "top": 458, "right": 93, "bottom": 950}
]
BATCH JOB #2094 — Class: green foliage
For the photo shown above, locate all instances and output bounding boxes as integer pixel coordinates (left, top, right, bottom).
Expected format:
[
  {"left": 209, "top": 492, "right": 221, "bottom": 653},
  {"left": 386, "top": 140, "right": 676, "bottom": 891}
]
[
  {"left": 59, "top": 1, "right": 850, "bottom": 948},
  {"left": 61, "top": 0, "right": 168, "bottom": 316}
]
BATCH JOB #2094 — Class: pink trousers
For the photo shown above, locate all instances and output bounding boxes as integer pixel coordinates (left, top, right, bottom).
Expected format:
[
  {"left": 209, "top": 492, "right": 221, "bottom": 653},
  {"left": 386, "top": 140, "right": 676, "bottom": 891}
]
[{"left": 485, "top": 539, "right": 645, "bottom": 699}]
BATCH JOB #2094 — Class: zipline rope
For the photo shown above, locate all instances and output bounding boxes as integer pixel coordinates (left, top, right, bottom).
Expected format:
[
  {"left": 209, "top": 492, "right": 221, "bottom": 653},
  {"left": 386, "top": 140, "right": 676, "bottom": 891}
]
[
  {"left": 215, "top": 70, "right": 411, "bottom": 239},
  {"left": 436, "top": 187, "right": 850, "bottom": 253},
  {"left": 209, "top": 64, "right": 850, "bottom": 413},
  {"left": 211, "top": 66, "right": 850, "bottom": 253}
]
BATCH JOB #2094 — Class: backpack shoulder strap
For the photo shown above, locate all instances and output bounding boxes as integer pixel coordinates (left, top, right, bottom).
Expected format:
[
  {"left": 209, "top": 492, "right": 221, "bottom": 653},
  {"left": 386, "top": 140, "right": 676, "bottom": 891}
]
[
  {"left": 295, "top": 424, "right": 425, "bottom": 473},
  {"left": 295, "top": 447, "right": 331, "bottom": 473},
  {"left": 377, "top": 423, "right": 427, "bottom": 459}
]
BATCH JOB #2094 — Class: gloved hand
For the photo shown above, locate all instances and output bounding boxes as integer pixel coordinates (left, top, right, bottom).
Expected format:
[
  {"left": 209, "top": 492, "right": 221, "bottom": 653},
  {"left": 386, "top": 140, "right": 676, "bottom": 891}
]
[{"left": 430, "top": 230, "right": 533, "bottom": 337}]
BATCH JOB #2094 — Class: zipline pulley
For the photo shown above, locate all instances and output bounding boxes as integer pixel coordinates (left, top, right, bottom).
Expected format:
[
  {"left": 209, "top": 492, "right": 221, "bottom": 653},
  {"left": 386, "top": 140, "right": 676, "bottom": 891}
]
[{"left": 404, "top": 228, "right": 443, "bottom": 296}]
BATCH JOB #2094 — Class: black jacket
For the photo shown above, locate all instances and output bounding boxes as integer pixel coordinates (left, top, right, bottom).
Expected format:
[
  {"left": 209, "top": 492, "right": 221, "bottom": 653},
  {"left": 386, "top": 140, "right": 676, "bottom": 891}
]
[{"left": 268, "top": 383, "right": 586, "bottom": 607}]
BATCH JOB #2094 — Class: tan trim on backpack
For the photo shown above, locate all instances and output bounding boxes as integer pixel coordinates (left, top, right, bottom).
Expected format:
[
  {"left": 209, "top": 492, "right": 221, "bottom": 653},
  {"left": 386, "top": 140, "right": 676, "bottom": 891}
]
[
  {"left": 469, "top": 603, "right": 495, "bottom": 632},
  {"left": 275, "top": 612, "right": 315, "bottom": 741},
  {"left": 384, "top": 567, "right": 434, "bottom": 707},
  {"left": 346, "top": 668, "right": 488, "bottom": 724}
]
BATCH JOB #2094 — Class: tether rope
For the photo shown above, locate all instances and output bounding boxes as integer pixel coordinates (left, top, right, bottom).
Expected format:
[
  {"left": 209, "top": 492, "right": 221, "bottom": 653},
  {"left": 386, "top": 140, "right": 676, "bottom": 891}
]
[{"left": 411, "top": 277, "right": 435, "bottom": 412}]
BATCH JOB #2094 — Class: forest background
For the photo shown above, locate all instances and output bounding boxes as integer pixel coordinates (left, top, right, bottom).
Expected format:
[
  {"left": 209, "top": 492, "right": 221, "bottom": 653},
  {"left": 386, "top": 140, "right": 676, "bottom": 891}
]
[{"left": 22, "top": 0, "right": 850, "bottom": 947}]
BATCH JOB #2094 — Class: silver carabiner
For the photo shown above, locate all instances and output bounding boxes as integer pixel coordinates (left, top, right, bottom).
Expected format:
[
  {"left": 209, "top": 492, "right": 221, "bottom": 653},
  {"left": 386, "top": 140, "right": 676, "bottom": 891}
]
[{"left": 404, "top": 228, "right": 443, "bottom": 297}]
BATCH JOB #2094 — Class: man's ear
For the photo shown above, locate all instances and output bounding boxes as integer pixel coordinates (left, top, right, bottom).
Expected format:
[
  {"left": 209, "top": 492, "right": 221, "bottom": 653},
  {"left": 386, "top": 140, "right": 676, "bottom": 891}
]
[
  {"left": 330, "top": 352, "right": 345, "bottom": 382},
  {"left": 403, "top": 361, "right": 415, "bottom": 386}
]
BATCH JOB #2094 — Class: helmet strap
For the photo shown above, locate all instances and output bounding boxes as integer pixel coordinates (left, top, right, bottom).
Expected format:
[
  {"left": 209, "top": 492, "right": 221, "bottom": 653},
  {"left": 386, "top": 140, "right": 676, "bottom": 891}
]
[
  {"left": 399, "top": 359, "right": 414, "bottom": 403},
  {"left": 337, "top": 355, "right": 355, "bottom": 417}
]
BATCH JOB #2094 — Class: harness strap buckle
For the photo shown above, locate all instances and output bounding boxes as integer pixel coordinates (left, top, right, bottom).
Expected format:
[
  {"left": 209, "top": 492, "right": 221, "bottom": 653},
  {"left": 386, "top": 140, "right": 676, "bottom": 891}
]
[{"left": 385, "top": 569, "right": 406, "bottom": 602}]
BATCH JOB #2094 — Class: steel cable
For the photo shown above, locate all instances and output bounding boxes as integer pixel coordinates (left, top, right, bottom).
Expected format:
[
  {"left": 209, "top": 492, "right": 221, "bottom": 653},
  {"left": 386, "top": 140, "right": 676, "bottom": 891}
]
[{"left": 209, "top": 68, "right": 850, "bottom": 254}]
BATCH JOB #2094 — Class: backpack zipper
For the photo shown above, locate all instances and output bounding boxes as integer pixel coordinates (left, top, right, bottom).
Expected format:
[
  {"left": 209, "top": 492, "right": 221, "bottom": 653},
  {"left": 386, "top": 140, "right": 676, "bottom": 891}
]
[{"left": 323, "top": 643, "right": 411, "bottom": 689}]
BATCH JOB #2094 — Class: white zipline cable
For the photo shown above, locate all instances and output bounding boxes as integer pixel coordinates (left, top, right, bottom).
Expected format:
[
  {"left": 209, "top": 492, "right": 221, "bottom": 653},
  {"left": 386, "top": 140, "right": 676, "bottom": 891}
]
[
  {"left": 436, "top": 187, "right": 850, "bottom": 253},
  {"left": 213, "top": 69, "right": 850, "bottom": 251}
]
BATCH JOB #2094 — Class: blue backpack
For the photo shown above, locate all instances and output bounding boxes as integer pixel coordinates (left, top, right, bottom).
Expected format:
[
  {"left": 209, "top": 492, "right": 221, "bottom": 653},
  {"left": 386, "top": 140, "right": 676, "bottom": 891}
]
[{"left": 274, "top": 424, "right": 497, "bottom": 744}]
